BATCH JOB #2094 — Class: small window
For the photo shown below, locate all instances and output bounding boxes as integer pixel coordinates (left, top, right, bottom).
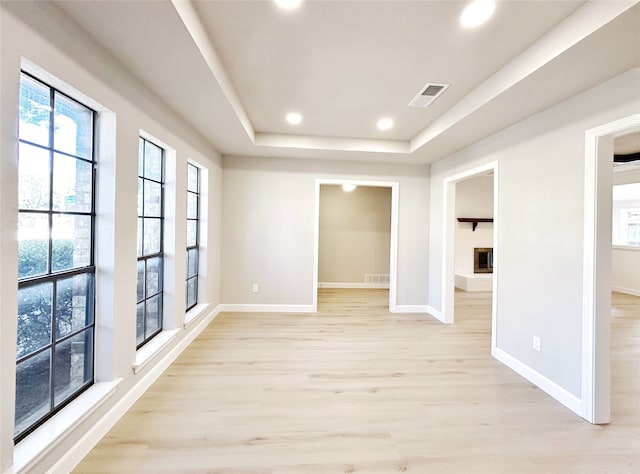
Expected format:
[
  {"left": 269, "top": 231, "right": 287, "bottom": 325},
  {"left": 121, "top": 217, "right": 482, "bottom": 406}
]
[
  {"left": 186, "top": 163, "right": 200, "bottom": 311},
  {"left": 15, "top": 72, "right": 96, "bottom": 442},
  {"left": 136, "top": 138, "right": 165, "bottom": 348},
  {"left": 622, "top": 209, "right": 640, "bottom": 246}
]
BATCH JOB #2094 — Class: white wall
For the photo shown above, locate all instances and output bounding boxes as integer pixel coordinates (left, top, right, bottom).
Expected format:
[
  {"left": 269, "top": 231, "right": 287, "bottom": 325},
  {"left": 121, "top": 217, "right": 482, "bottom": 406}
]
[
  {"left": 221, "top": 156, "right": 429, "bottom": 307},
  {"left": 1, "top": 3, "right": 222, "bottom": 472},
  {"left": 454, "top": 175, "right": 494, "bottom": 275},
  {"left": 319, "top": 185, "right": 391, "bottom": 284},
  {"left": 428, "top": 68, "right": 640, "bottom": 403}
]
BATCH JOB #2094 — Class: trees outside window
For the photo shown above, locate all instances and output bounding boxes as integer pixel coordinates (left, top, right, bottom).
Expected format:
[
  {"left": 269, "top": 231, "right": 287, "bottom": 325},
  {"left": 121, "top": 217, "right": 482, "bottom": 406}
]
[{"left": 15, "top": 73, "right": 96, "bottom": 442}]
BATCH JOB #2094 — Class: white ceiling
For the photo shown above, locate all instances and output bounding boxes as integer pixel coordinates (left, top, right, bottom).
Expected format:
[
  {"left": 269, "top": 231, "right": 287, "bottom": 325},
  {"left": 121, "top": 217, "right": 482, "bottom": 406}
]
[{"left": 54, "top": 0, "right": 640, "bottom": 164}]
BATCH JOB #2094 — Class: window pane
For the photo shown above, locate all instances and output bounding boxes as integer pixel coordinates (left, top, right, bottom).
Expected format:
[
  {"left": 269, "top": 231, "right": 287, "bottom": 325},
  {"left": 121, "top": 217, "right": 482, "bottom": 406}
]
[
  {"left": 136, "top": 303, "right": 145, "bottom": 345},
  {"left": 187, "top": 164, "right": 198, "bottom": 192},
  {"left": 144, "top": 141, "right": 162, "bottom": 181},
  {"left": 53, "top": 153, "right": 92, "bottom": 213},
  {"left": 17, "top": 282, "right": 53, "bottom": 359},
  {"left": 144, "top": 180, "right": 162, "bottom": 217},
  {"left": 137, "top": 218, "right": 143, "bottom": 257},
  {"left": 19, "top": 75, "right": 50, "bottom": 147},
  {"left": 137, "top": 178, "right": 143, "bottom": 216},
  {"left": 145, "top": 295, "right": 162, "bottom": 337},
  {"left": 186, "top": 278, "right": 197, "bottom": 309},
  {"left": 15, "top": 350, "right": 51, "bottom": 439},
  {"left": 143, "top": 218, "right": 161, "bottom": 255},
  {"left": 52, "top": 215, "right": 92, "bottom": 271},
  {"left": 53, "top": 329, "right": 93, "bottom": 406},
  {"left": 187, "top": 220, "right": 197, "bottom": 247},
  {"left": 187, "top": 192, "right": 198, "bottom": 219},
  {"left": 18, "top": 143, "right": 50, "bottom": 210},
  {"left": 18, "top": 213, "right": 50, "bottom": 279},
  {"left": 138, "top": 138, "right": 144, "bottom": 177},
  {"left": 56, "top": 273, "right": 94, "bottom": 340},
  {"left": 187, "top": 248, "right": 198, "bottom": 279},
  {"left": 137, "top": 260, "right": 145, "bottom": 302},
  {"left": 53, "top": 92, "right": 93, "bottom": 159},
  {"left": 146, "top": 257, "right": 162, "bottom": 297}
]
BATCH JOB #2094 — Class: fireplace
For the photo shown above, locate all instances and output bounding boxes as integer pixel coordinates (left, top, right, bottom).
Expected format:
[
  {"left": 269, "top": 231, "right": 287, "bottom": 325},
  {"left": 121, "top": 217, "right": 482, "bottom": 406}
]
[{"left": 474, "top": 248, "right": 493, "bottom": 273}]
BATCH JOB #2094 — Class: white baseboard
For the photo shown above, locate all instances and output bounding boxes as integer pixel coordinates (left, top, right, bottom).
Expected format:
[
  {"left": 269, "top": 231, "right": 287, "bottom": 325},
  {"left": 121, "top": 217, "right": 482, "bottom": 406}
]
[
  {"left": 219, "top": 304, "right": 315, "bottom": 313},
  {"left": 393, "top": 305, "right": 430, "bottom": 313},
  {"left": 48, "top": 304, "right": 222, "bottom": 474},
  {"left": 612, "top": 286, "right": 640, "bottom": 297},
  {"left": 426, "top": 305, "right": 445, "bottom": 322},
  {"left": 318, "top": 282, "right": 389, "bottom": 289},
  {"left": 492, "top": 347, "right": 583, "bottom": 417}
]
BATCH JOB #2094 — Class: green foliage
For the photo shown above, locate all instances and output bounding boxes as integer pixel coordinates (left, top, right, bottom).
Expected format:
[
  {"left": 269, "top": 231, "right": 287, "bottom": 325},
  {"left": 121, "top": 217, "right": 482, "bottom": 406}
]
[{"left": 17, "top": 240, "right": 76, "bottom": 359}]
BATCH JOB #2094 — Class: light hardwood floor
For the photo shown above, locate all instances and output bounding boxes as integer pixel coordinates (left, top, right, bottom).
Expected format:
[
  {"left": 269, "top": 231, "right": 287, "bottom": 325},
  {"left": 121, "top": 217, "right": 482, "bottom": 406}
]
[{"left": 74, "top": 289, "right": 639, "bottom": 473}]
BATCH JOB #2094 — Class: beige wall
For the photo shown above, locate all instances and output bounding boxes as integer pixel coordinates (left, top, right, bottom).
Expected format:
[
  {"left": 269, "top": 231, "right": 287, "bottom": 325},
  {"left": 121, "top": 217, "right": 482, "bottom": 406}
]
[{"left": 319, "top": 185, "right": 391, "bottom": 284}]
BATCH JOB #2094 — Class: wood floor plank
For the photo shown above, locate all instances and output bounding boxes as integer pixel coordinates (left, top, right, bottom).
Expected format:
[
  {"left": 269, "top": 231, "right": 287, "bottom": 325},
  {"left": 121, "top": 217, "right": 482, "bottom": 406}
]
[{"left": 74, "top": 289, "right": 640, "bottom": 473}]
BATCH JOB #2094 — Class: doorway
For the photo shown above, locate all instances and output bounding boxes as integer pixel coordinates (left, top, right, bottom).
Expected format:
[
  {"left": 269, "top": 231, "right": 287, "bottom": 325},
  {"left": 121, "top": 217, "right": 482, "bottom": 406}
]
[
  {"left": 442, "top": 162, "right": 499, "bottom": 351},
  {"left": 313, "top": 179, "right": 399, "bottom": 312},
  {"left": 582, "top": 113, "right": 640, "bottom": 424}
]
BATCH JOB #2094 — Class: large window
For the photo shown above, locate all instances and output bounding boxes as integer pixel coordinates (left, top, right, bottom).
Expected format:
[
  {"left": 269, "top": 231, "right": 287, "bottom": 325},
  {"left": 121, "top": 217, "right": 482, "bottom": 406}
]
[
  {"left": 136, "top": 138, "right": 164, "bottom": 348},
  {"left": 15, "top": 73, "right": 96, "bottom": 442},
  {"left": 186, "top": 163, "right": 200, "bottom": 311}
]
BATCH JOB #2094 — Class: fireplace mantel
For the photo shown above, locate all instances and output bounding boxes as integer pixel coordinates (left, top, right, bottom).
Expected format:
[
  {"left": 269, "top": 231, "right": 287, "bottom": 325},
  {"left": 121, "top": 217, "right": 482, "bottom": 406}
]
[{"left": 457, "top": 217, "right": 493, "bottom": 232}]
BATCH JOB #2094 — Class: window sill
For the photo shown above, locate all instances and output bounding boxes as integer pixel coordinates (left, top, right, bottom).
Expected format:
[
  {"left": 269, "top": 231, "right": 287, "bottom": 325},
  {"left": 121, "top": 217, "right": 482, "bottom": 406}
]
[
  {"left": 132, "top": 328, "right": 180, "bottom": 374},
  {"left": 184, "top": 303, "right": 210, "bottom": 328},
  {"left": 13, "top": 379, "right": 121, "bottom": 474},
  {"left": 612, "top": 245, "right": 640, "bottom": 251}
]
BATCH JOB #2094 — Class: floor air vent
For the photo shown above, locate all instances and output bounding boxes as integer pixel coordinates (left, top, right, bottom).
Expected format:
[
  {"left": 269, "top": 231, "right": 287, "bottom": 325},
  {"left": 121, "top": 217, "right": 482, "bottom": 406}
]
[{"left": 365, "top": 274, "right": 390, "bottom": 284}]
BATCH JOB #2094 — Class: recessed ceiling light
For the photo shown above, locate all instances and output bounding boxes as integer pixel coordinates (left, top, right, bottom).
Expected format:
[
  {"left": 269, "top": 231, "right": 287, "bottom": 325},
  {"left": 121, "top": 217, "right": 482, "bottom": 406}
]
[
  {"left": 286, "top": 112, "right": 302, "bottom": 125},
  {"left": 274, "top": 0, "right": 303, "bottom": 10},
  {"left": 460, "top": 0, "right": 495, "bottom": 28},
  {"left": 342, "top": 184, "right": 357, "bottom": 192},
  {"left": 377, "top": 118, "right": 393, "bottom": 131}
]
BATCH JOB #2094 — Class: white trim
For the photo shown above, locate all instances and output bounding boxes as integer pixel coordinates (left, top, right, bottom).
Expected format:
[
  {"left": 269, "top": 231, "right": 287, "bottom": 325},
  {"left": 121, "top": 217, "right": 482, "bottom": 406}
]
[
  {"left": 493, "top": 347, "right": 583, "bottom": 417},
  {"left": 184, "top": 303, "right": 212, "bottom": 328},
  {"left": 426, "top": 305, "right": 444, "bottom": 322},
  {"left": 612, "top": 244, "right": 640, "bottom": 252},
  {"left": 582, "top": 114, "right": 640, "bottom": 424},
  {"left": 313, "top": 179, "right": 399, "bottom": 313},
  {"left": 611, "top": 286, "right": 640, "bottom": 297},
  {"left": 394, "top": 305, "right": 430, "bottom": 314},
  {"left": 132, "top": 328, "right": 180, "bottom": 374},
  {"left": 219, "top": 304, "right": 315, "bottom": 313},
  {"left": 318, "top": 282, "right": 389, "bottom": 289},
  {"left": 46, "top": 305, "right": 221, "bottom": 474},
  {"left": 12, "top": 380, "right": 121, "bottom": 474}
]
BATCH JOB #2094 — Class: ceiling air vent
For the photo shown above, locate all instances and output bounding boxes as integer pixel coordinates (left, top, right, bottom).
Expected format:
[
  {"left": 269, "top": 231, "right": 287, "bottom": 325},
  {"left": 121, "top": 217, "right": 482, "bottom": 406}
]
[{"left": 409, "top": 82, "right": 450, "bottom": 107}]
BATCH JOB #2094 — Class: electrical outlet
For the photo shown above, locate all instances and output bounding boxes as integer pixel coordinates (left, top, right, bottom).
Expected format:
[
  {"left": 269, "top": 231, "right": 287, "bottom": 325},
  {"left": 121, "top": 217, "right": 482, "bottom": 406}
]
[
  {"left": 252, "top": 283, "right": 259, "bottom": 293},
  {"left": 532, "top": 336, "right": 541, "bottom": 352}
]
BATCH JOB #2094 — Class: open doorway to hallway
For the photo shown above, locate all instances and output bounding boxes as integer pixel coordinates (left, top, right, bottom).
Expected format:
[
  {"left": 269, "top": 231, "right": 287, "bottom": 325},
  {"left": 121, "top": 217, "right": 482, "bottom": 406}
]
[
  {"left": 317, "top": 184, "right": 391, "bottom": 310},
  {"left": 313, "top": 179, "right": 399, "bottom": 312}
]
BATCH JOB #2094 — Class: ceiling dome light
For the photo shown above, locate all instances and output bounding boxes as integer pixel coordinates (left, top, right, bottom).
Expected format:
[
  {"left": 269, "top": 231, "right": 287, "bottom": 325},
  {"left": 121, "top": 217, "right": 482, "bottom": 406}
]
[
  {"left": 286, "top": 112, "right": 302, "bottom": 125},
  {"left": 377, "top": 117, "right": 393, "bottom": 131},
  {"left": 342, "top": 184, "right": 357, "bottom": 192},
  {"left": 274, "top": 0, "right": 303, "bottom": 10},
  {"left": 460, "top": 0, "right": 495, "bottom": 28}
]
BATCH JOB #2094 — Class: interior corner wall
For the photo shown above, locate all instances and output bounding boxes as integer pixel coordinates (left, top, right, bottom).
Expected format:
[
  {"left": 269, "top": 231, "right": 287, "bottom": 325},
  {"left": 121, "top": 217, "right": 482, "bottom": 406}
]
[
  {"left": 221, "top": 157, "right": 429, "bottom": 307},
  {"left": 454, "top": 176, "right": 494, "bottom": 274},
  {"left": 428, "top": 68, "right": 640, "bottom": 402},
  {"left": 319, "top": 185, "right": 391, "bottom": 284},
  {"left": 0, "top": 3, "right": 222, "bottom": 472}
]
